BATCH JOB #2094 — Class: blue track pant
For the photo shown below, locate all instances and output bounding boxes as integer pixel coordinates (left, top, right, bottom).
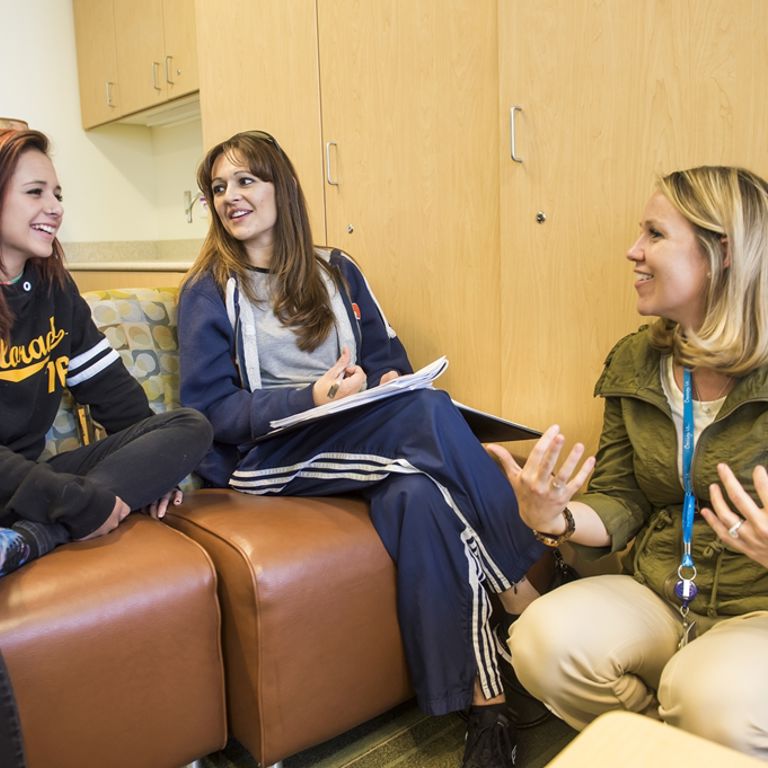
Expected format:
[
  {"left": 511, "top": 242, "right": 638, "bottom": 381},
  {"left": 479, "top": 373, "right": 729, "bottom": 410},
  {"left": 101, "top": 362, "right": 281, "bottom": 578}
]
[{"left": 230, "top": 389, "right": 545, "bottom": 715}]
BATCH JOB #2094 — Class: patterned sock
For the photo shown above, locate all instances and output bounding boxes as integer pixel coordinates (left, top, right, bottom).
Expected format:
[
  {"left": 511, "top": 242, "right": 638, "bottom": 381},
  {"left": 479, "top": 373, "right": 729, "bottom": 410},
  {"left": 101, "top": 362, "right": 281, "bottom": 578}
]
[
  {"left": 12, "top": 520, "right": 69, "bottom": 559},
  {"left": 0, "top": 529, "right": 31, "bottom": 577}
]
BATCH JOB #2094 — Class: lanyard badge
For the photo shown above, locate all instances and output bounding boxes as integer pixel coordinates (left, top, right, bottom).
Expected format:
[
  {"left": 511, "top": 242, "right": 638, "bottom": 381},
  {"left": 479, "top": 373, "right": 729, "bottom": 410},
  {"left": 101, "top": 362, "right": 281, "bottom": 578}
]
[{"left": 675, "top": 368, "right": 698, "bottom": 647}]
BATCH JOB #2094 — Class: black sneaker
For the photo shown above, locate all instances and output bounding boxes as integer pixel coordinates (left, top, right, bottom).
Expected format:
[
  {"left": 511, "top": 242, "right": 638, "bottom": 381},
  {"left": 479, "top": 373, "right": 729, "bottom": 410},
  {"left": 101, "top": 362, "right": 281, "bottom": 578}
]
[
  {"left": 462, "top": 707, "right": 517, "bottom": 768},
  {"left": 493, "top": 622, "right": 551, "bottom": 729},
  {"left": 491, "top": 549, "right": 579, "bottom": 729}
]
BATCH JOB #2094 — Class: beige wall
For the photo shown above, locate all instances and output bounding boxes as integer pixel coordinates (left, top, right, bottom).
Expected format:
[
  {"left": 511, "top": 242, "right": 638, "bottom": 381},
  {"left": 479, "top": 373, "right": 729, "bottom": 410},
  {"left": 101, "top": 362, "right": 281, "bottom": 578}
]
[
  {"left": 151, "top": 118, "right": 209, "bottom": 239},
  {"left": 0, "top": 0, "right": 206, "bottom": 244}
]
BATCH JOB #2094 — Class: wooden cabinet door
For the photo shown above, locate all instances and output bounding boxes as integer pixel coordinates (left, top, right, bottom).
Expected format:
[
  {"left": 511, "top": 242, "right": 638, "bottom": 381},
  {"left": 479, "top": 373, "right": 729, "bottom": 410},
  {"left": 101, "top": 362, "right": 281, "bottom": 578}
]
[
  {"left": 318, "top": 0, "right": 501, "bottom": 408},
  {"left": 162, "top": 0, "right": 199, "bottom": 99},
  {"left": 73, "top": 0, "right": 120, "bottom": 128},
  {"left": 114, "top": 0, "right": 167, "bottom": 114},
  {"left": 194, "top": 0, "right": 326, "bottom": 243},
  {"left": 499, "top": 0, "right": 768, "bottom": 452}
]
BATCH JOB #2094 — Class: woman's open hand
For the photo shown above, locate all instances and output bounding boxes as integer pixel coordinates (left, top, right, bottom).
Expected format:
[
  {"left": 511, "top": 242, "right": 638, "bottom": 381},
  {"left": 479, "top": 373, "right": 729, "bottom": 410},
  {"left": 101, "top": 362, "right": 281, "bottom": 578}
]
[
  {"left": 701, "top": 463, "right": 768, "bottom": 569},
  {"left": 312, "top": 346, "right": 367, "bottom": 405},
  {"left": 485, "top": 424, "right": 595, "bottom": 533}
]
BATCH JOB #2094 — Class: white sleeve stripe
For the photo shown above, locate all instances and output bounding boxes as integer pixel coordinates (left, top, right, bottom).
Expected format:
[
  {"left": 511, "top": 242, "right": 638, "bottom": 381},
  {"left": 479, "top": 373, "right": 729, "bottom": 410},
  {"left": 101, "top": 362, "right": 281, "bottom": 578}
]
[
  {"left": 340, "top": 252, "right": 398, "bottom": 339},
  {"left": 66, "top": 349, "right": 121, "bottom": 387},
  {"left": 68, "top": 337, "right": 111, "bottom": 373},
  {"left": 225, "top": 277, "right": 237, "bottom": 330}
]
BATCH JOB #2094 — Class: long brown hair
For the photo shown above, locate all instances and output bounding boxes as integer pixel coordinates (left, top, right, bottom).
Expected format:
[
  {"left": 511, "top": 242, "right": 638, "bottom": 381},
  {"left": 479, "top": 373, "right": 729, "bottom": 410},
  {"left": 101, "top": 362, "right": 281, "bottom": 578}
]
[
  {"left": 649, "top": 166, "right": 768, "bottom": 374},
  {"left": 0, "top": 129, "right": 67, "bottom": 341},
  {"left": 184, "top": 130, "right": 339, "bottom": 351}
]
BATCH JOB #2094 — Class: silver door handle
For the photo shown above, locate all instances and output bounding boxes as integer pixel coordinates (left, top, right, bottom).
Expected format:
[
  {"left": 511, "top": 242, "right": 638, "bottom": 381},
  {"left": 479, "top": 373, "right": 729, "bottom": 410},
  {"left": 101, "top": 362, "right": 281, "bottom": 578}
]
[
  {"left": 325, "top": 141, "right": 339, "bottom": 186},
  {"left": 152, "top": 62, "right": 162, "bottom": 91},
  {"left": 510, "top": 106, "right": 523, "bottom": 163},
  {"left": 165, "top": 56, "right": 174, "bottom": 85},
  {"left": 105, "top": 81, "right": 115, "bottom": 107}
]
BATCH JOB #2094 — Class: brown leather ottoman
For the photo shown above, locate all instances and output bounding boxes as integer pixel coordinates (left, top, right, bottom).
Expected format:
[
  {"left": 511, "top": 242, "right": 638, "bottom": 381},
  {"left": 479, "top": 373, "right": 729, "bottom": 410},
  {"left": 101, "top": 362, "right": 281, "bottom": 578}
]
[
  {"left": 167, "top": 490, "right": 412, "bottom": 767},
  {"left": 0, "top": 515, "right": 227, "bottom": 768}
]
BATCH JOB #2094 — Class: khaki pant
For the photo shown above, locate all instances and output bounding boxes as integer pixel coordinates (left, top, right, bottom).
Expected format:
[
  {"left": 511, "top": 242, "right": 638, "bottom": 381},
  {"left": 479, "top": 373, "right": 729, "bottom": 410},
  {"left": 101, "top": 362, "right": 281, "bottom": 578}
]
[{"left": 509, "top": 574, "right": 768, "bottom": 759}]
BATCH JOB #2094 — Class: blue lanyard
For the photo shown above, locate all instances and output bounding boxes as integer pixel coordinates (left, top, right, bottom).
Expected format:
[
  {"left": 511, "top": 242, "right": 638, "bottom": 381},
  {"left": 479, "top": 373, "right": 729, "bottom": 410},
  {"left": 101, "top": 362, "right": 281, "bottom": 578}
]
[{"left": 675, "top": 367, "right": 698, "bottom": 607}]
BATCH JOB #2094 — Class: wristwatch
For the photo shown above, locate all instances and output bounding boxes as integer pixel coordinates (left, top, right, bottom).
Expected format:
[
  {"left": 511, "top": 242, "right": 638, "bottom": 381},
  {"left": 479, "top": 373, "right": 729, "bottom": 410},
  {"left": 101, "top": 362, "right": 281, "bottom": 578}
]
[{"left": 533, "top": 507, "right": 576, "bottom": 547}]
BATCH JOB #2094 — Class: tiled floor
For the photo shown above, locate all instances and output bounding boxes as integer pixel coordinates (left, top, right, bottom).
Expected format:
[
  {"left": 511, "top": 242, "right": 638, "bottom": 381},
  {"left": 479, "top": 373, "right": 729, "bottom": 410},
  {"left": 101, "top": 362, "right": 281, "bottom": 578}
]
[{"left": 203, "top": 700, "right": 577, "bottom": 768}]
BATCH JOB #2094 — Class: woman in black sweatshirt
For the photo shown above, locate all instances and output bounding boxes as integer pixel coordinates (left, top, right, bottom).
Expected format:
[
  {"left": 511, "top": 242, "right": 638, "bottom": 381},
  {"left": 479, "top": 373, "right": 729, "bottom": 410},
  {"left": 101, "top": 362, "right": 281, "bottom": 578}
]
[{"left": 0, "top": 128, "right": 212, "bottom": 576}]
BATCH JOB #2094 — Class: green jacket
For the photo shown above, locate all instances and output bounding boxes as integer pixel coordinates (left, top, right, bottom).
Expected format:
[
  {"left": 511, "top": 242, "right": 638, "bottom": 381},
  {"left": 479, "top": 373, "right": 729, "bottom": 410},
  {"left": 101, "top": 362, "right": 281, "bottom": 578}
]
[{"left": 576, "top": 327, "right": 768, "bottom": 617}]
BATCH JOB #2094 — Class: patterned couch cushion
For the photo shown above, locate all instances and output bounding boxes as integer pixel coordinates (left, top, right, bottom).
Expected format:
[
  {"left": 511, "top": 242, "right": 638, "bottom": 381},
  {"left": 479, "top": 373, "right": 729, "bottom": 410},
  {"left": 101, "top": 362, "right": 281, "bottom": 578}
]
[
  {"left": 41, "top": 389, "right": 83, "bottom": 459},
  {"left": 85, "top": 287, "right": 181, "bottom": 414},
  {"left": 42, "top": 286, "right": 182, "bottom": 457}
]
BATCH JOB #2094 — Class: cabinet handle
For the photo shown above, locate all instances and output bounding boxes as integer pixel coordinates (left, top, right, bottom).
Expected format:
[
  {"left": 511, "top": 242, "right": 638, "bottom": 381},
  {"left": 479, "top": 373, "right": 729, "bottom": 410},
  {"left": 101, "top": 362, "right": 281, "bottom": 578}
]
[
  {"left": 510, "top": 106, "right": 523, "bottom": 163},
  {"left": 325, "top": 141, "right": 339, "bottom": 186},
  {"left": 152, "top": 62, "right": 162, "bottom": 91},
  {"left": 105, "top": 81, "right": 115, "bottom": 107},
  {"left": 165, "top": 55, "right": 174, "bottom": 85}
]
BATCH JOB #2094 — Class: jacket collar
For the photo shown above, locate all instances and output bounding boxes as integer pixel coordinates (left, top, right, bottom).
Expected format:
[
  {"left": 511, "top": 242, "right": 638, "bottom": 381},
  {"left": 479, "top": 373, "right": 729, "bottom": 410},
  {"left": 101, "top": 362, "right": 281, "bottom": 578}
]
[{"left": 594, "top": 326, "right": 768, "bottom": 417}]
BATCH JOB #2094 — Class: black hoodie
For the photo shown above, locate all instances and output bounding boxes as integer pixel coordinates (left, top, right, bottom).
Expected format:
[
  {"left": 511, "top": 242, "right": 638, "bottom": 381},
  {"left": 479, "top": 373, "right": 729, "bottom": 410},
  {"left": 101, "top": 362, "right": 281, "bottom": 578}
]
[{"left": 0, "top": 264, "right": 151, "bottom": 538}]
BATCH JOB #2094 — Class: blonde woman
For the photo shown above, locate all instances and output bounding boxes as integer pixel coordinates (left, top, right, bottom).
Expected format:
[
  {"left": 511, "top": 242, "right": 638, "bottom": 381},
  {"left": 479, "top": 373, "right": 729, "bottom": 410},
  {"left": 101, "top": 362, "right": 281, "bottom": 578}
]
[{"left": 489, "top": 166, "right": 768, "bottom": 758}]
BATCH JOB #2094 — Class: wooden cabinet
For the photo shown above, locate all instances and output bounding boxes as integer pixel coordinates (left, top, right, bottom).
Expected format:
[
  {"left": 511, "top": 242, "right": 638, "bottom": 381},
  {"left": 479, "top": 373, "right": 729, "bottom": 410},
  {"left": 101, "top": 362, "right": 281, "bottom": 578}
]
[
  {"left": 498, "top": 0, "right": 768, "bottom": 452},
  {"left": 71, "top": 269, "right": 186, "bottom": 292},
  {"left": 160, "top": 0, "right": 198, "bottom": 100},
  {"left": 194, "top": 0, "right": 768, "bottom": 443},
  {"left": 195, "top": 0, "right": 501, "bottom": 408},
  {"left": 112, "top": 0, "right": 167, "bottom": 114},
  {"left": 72, "top": 0, "right": 120, "bottom": 127},
  {"left": 195, "top": 1, "right": 326, "bottom": 244},
  {"left": 113, "top": 0, "right": 198, "bottom": 116},
  {"left": 73, "top": 0, "right": 198, "bottom": 128},
  {"left": 317, "top": 1, "right": 501, "bottom": 408}
]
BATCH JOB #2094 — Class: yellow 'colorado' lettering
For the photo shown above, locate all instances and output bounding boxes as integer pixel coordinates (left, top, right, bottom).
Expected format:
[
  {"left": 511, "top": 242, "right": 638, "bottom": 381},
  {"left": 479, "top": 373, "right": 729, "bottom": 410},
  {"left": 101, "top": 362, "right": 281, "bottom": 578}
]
[
  {"left": 0, "top": 358, "right": 48, "bottom": 382},
  {"left": 46, "top": 356, "right": 69, "bottom": 392},
  {"left": 0, "top": 317, "right": 68, "bottom": 383}
]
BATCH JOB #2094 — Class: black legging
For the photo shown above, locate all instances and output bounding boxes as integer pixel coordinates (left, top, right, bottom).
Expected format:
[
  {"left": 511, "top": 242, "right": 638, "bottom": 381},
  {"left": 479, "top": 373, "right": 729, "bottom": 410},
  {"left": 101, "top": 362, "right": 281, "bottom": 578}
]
[
  {"left": 14, "top": 408, "right": 212, "bottom": 557},
  {"left": 47, "top": 408, "right": 212, "bottom": 509}
]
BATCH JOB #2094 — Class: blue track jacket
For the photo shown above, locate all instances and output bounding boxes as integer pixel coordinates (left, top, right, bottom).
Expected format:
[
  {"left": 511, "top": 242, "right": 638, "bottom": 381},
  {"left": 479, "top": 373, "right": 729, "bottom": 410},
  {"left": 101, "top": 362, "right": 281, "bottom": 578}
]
[{"left": 178, "top": 249, "right": 412, "bottom": 485}]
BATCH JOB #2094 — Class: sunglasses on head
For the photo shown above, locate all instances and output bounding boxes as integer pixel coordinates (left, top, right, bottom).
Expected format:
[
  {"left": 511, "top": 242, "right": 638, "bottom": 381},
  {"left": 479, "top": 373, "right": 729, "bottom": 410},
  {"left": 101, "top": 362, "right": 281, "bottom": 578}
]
[{"left": 236, "top": 130, "right": 284, "bottom": 155}]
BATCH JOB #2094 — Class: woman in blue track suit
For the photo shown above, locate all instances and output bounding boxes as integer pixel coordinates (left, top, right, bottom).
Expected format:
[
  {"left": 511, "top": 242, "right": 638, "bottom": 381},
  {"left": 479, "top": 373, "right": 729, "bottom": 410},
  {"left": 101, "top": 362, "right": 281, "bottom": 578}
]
[{"left": 178, "top": 130, "right": 571, "bottom": 768}]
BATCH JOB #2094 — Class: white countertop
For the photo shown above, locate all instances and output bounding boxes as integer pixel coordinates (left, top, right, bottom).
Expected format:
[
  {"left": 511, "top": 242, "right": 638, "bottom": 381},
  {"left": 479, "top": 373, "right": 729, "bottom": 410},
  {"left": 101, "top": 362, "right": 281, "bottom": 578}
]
[{"left": 67, "top": 261, "right": 192, "bottom": 272}]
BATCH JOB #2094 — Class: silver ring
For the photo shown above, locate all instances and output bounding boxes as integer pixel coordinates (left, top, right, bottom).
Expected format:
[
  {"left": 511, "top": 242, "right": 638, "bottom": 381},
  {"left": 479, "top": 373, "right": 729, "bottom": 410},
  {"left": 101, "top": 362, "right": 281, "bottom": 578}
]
[
  {"left": 728, "top": 518, "right": 745, "bottom": 539},
  {"left": 550, "top": 477, "right": 564, "bottom": 492}
]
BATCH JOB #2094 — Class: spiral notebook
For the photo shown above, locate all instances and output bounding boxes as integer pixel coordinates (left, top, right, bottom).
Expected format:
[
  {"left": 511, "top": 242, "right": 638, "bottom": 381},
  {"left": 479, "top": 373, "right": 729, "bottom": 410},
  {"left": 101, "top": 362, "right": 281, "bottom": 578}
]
[{"left": 252, "top": 356, "right": 541, "bottom": 444}]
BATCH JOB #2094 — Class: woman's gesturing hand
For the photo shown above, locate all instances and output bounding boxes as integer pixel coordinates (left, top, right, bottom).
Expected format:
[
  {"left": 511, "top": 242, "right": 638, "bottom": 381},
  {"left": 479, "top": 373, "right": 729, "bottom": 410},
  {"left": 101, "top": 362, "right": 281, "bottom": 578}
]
[
  {"left": 485, "top": 424, "right": 595, "bottom": 533},
  {"left": 701, "top": 463, "right": 768, "bottom": 569},
  {"left": 312, "top": 345, "right": 367, "bottom": 405}
]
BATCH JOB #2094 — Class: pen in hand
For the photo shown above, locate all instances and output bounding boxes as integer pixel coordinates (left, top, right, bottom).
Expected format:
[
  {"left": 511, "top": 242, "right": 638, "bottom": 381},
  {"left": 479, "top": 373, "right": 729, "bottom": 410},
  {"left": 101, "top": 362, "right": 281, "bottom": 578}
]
[
  {"left": 327, "top": 372, "right": 344, "bottom": 399},
  {"left": 315, "top": 346, "right": 366, "bottom": 405},
  {"left": 328, "top": 345, "right": 351, "bottom": 399}
]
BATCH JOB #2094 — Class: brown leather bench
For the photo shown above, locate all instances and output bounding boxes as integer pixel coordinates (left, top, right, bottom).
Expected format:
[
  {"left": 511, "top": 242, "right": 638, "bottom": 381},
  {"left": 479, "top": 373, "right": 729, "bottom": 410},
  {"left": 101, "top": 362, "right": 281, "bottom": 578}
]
[
  {"left": 4, "top": 286, "right": 410, "bottom": 768},
  {"left": 6, "top": 286, "right": 621, "bottom": 767},
  {"left": 0, "top": 515, "right": 227, "bottom": 768},
  {"left": 167, "top": 490, "right": 412, "bottom": 767}
]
